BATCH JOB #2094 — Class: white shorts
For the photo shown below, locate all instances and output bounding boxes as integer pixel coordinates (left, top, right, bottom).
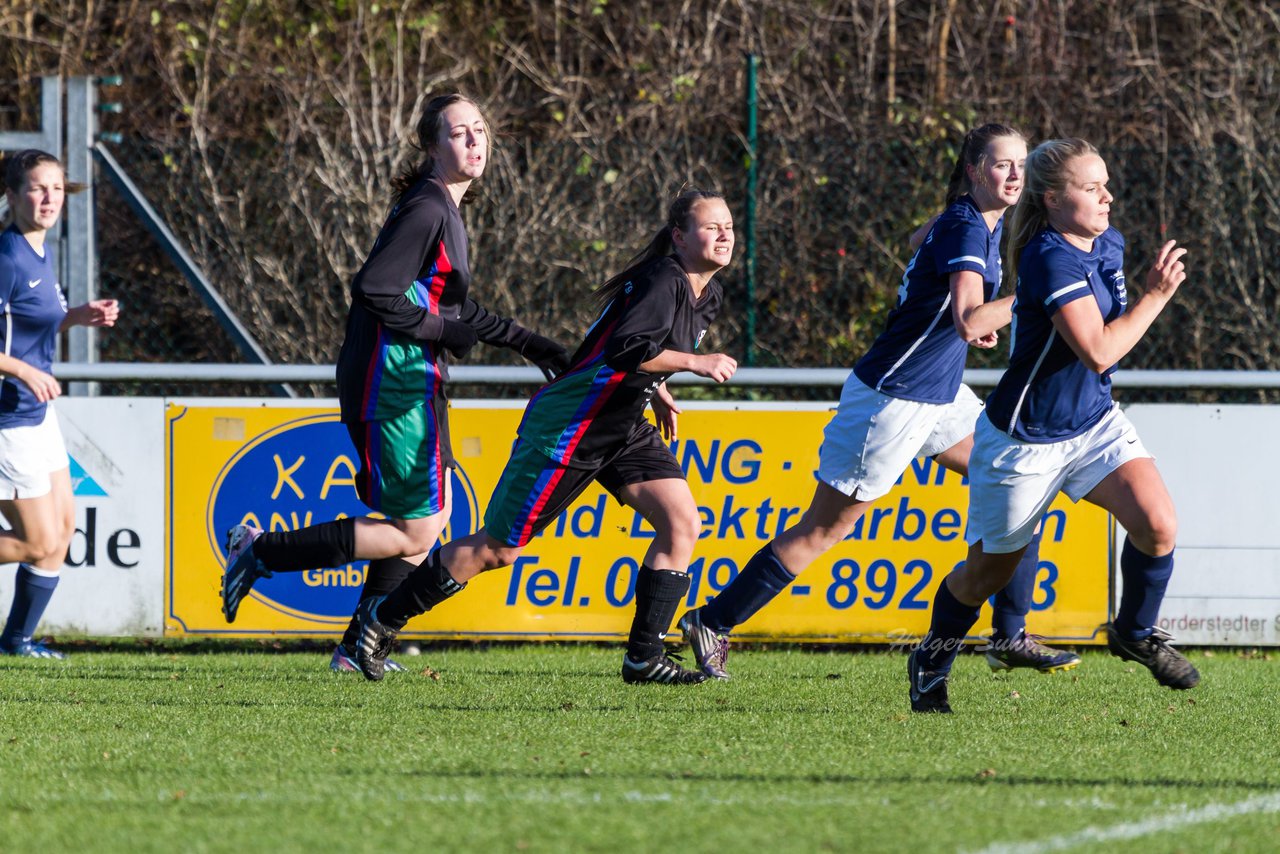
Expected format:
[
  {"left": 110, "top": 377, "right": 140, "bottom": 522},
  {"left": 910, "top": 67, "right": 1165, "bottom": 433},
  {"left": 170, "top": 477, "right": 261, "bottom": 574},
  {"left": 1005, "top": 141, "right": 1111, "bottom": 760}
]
[
  {"left": 0, "top": 406, "right": 70, "bottom": 500},
  {"left": 816, "top": 376, "right": 983, "bottom": 501},
  {"left": 965, "top": 403, "right": 1151, "bottom": 553}
]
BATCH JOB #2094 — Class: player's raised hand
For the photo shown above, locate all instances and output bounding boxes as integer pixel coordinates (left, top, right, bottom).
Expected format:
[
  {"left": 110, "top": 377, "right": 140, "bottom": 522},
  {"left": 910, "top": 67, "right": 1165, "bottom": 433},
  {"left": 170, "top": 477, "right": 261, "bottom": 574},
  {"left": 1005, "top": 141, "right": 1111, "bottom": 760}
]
[{"left": 1144, "top": 240, "right": 1188, "bottom": 301}]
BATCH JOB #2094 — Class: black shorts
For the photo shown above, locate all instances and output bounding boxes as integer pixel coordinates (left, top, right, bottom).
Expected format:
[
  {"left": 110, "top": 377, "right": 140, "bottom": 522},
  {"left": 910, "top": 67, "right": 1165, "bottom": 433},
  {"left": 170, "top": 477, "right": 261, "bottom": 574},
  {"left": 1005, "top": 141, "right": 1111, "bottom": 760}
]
[{"left": 484, "top": 422, "right": 684, "bottom": 547}]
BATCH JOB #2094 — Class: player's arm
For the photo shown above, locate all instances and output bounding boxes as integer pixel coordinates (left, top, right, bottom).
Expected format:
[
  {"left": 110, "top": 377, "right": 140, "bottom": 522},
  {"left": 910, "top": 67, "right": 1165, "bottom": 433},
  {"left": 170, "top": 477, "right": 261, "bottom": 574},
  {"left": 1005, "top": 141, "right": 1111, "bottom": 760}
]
[
  {"left": 458, "top": 298, "right": 569, "bottom": 377},
  {"left": 650, "top": 381, "right": 681, "bottom": 441},
  {"left": 61, "top": 299, "right": 120, "bottom": 331},
  {"left": 1052, "top": 240, "right": 1187, "bottom": 373},
  {"left": 605, "top": 274, "right": 736, "bottom": 382},
  {"left": 950, "top": 270, "right": 1013, "bottom": 343},
  {"left": 0, "top": 352, "right": 60, "bottom": 402},
  {"left": 350, "top": 197, "right": 453, "bottom": 342}
]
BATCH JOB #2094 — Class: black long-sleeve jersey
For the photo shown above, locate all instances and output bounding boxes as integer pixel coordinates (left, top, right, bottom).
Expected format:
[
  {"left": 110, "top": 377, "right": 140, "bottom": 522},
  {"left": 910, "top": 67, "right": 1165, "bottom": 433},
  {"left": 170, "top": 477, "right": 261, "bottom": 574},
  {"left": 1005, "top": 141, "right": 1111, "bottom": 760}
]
[{"left": 335, "top": 176, "right": 532, "bottom": 422}]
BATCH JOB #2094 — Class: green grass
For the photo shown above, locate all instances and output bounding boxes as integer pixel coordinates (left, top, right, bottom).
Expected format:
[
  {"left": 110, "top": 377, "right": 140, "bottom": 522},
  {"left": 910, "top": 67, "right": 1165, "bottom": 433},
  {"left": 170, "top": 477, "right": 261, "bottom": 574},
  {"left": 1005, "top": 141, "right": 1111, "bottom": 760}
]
[{"left": 1, "top": 644, "right": 1277, "bottom": 853}]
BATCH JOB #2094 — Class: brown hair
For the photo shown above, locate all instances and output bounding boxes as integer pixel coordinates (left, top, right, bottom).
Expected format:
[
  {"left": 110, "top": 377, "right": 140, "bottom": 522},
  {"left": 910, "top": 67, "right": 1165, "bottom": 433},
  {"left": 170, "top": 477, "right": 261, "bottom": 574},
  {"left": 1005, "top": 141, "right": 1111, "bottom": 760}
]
[
  {"left": 3, "top": 148, "right": 85, "bottom": 195},
  {"left": 1004, "top": 138, "right": 1100, "bottom": 289},
  {"left": 391, "top": 94, "right": 490, "bottom": 202},
  {"left": 594, "top": 188, "right": 726, "bottom": 306},
  {"left": 945, "top": 123, "right": 1026, "bottom": 206}
]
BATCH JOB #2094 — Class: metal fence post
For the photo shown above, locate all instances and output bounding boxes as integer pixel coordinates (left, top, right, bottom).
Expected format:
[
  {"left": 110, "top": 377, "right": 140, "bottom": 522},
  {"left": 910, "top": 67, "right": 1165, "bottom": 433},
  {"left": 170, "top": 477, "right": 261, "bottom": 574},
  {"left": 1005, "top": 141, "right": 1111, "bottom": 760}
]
[
  {"left": 744, "top": 53, "right": 759, "bottom": 367},
  {"left": 65, "top": 76, "right": 98, "bottom": 397}
]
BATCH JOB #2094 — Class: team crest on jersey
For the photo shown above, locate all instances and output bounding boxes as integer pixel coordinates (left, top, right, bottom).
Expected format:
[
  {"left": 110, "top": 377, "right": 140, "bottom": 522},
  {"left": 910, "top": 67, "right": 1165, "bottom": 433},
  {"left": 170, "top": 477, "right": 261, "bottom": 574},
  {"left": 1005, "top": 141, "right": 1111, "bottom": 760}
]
[
  {"left": 695, "top": 329, "right": 707, "bottom": 349},
  {"left": 1110, "top": 270, "right": 1127, "bottom": 306}
]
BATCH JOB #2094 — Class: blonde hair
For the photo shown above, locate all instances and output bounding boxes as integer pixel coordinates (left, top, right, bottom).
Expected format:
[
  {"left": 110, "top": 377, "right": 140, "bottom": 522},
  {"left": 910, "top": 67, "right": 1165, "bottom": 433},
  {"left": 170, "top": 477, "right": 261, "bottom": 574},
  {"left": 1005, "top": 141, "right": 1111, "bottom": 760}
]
[{"left": 1004, "top": 138, "right": 1099, "bottom": 289}]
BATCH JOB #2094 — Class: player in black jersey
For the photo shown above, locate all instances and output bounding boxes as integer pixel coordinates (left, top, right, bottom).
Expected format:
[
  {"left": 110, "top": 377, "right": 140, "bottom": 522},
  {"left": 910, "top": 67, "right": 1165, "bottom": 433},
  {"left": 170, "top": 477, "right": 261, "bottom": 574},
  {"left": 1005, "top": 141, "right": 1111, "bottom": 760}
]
[
  {"left": 352, "top": 189, "right": 739, "bottom": 685},
  {"left": 219, "top": 95, "right": 568, "bottom": 673}
]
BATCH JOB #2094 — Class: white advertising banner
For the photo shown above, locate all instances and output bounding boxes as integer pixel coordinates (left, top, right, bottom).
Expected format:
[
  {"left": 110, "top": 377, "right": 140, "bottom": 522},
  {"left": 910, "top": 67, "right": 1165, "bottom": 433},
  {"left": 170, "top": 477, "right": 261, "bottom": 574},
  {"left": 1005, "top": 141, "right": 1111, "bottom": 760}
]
[
  {"left": 0, "top": 398, "right": 165, "bottom": 637},
  {"left": 1124, "top": 404, "right": 1280, "bottom": 645}
]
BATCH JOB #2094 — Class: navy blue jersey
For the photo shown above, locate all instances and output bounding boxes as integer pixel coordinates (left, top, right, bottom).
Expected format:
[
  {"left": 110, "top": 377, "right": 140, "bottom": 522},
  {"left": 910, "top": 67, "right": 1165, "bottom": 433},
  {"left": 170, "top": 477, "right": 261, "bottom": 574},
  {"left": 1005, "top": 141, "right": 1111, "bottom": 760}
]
[
  {"left": 985, "top": 226, "right": 1127, "bottom": 443},
  {"left": 853, "top": 196, "right": 1002, "bottom": 403},
  {"left": 0, "top": 225, "right": 67, "bottom": 428}
]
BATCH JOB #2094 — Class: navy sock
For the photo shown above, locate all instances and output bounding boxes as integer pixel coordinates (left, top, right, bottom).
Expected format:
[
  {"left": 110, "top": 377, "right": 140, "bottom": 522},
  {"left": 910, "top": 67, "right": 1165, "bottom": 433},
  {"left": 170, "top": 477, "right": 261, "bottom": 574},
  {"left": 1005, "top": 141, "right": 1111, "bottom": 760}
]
[
  {"left": 991, "top": 531, "right": 1041, "bottom": 640},
  {"left": 1113, "top": 539, "right": 1174, "bottom": 641},
  {"left": 341, "top": 556, "right": 417, "bottom": 649},
  {"left": 699, "top": 543, "right": 795, "bottom": 634},
  {"left": 252, "top": 518, "right": 357, "bottom": 572},
  {"left": 916, "top": 578, "right": 982, "bottom": 674},
  {"left": 377, "top": 550, "right": 465, "bottom": 631},
  {"left": 626, "top": 566, "right": 690, "bottom": 660},
  {"left": 2, "top": 566, "right": 60, "bottom": 648}
]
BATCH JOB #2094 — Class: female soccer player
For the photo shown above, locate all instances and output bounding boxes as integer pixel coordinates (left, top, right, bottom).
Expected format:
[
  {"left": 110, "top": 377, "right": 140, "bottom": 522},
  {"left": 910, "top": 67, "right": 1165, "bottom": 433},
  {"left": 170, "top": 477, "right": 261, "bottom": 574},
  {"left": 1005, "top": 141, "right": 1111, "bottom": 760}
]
[
  {"left": 352, "top": 188, "right": 738, "bottom": 684},
  {"left": 679, "top": 124, "right": 1078, "bottom": 679},
  {"left": 908, "top": 138, "right": 1196, "bottom": 713},
  {"left": 0, "top": 149, "right": 120, "bottom": 658},
  {"left": 219, "top": 95, "right": 567, "bottom": 673}
]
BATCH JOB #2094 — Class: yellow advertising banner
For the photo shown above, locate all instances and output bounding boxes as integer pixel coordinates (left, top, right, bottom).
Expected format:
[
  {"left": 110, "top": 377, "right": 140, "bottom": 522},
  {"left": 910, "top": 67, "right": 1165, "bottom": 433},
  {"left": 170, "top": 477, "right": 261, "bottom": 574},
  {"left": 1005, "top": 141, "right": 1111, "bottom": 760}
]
[{"left": 166, "top": 402, "right": 1111, "bottom": 643}]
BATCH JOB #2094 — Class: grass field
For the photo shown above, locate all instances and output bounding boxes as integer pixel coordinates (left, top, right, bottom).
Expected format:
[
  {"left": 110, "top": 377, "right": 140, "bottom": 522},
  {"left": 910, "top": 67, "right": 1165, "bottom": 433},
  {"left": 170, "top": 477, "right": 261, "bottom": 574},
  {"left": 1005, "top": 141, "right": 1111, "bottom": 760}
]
[{"left": 1, "top": 642, "right": 1277, "bottom": 853}]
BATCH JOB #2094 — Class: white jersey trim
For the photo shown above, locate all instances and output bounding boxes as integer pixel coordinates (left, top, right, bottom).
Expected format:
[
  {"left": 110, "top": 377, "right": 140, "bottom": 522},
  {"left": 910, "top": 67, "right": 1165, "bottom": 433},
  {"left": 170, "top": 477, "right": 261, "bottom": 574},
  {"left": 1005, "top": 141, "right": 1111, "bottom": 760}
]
[
  {"left": 947, "top": 254, "right": 986, "bottom": 268},
  {"left": 1005, "top": 328, "right": 1057, "bottom": 435},
  {"left": 874, "top": 293, "right": 952, "bottom": 392},
  {"left": 1044, "top": 279, "right": 1088, "bottom": 305}
]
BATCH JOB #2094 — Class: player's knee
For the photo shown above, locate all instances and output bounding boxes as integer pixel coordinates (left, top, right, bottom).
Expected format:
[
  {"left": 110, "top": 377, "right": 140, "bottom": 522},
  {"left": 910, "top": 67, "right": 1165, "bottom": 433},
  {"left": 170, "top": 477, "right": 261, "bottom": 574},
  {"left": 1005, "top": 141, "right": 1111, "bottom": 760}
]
[
  {"left": 665, "top": 508, "right": 701, "bottom": 553},
  {"left": 1135, "top": 510, "right": 1178, "bottom": 556},
  {"left": 22, "top": 533, "right": 60, "bottom": 563},
  {"left": 401, "top": 531, "right": 439, "bottom": 555},
  {"left": 489, "top": 545, "right": 524, "bottom": 569}
]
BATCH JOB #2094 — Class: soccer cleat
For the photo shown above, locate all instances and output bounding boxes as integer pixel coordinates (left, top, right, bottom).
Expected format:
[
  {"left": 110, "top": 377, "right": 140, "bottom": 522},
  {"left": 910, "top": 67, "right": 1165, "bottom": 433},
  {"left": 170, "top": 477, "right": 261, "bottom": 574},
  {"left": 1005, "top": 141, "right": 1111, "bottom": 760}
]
[
  {"left": 677, "top": 608, "right": 731, "bottom": 680},
  {"left": 908, "top": 647, "right": 952, "bottom": 713},
  {"left": 1, "top": 638, "right": 67, "bottom": 660},
  {"left": 1106, "top": 623, "right": 1200, "bottom": 689},
  {"left": 354, "top": 596, "right": 398, "bottom": 682},
  {"left": 621, "top": 652, "right": 709, "bottom": 685},
  {"left": 329, "top": 643, "right": 406, "bottom": 674},
  {"left": 984, "top": 633, "right": 1081, "bottom": 674},
  {"left": 221, "top": 525, "right": 272, "bottom": 623}
]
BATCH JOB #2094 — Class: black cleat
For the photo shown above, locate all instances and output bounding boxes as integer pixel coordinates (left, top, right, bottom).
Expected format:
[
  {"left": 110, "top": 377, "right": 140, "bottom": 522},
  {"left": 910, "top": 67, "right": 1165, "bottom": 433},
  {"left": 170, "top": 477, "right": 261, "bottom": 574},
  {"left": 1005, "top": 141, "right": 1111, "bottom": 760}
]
[
  {"left": 1106, "top": 623, "right": 1200, "bottom": 689},
  {"left": 984, "top": 633, "right": 1081, "bottom": 674},
  {"left": 621, "top": 652, "right": 709, "bottom": 685},
  {"left": 354, "top": 596, "right": 398, "bottom": 682},
  {"left": 908, "top": 648, "right": 952, "bottom": 713},
  {"left": 677, "top": 608, "right": 731, "bottom": 680}
]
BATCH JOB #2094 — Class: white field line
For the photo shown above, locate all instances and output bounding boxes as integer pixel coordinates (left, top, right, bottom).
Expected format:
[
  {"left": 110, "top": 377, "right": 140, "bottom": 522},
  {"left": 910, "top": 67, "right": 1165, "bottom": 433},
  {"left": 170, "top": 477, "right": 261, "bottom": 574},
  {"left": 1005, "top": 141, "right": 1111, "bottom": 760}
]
[{"left": 964, "top": 791, "right": 1280, "bottom": 854}]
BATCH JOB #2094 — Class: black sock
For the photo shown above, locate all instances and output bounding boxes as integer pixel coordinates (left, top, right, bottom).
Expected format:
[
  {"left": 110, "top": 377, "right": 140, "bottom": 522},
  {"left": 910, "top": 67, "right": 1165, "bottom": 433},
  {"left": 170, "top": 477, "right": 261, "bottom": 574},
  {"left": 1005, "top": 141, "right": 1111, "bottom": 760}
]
[
  {"left": 626, "top": 566, "right": 690, "bottom": 661},
  {"left": 340, "top": 556, "right": 418, "bottom": 649},
  {"left": 253, "top": 518, "right": 357, "bottom": 572},
  {"left": 377, "top": 550, "right": 466, "bottom": 631}
]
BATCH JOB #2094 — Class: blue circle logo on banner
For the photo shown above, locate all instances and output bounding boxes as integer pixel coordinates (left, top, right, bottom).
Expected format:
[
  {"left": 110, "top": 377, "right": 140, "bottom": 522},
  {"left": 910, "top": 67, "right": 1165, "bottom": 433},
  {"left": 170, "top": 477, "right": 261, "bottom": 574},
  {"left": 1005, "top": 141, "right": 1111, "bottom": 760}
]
[{"left": 207, "top": 414, "right": 477, "bottom": 624}]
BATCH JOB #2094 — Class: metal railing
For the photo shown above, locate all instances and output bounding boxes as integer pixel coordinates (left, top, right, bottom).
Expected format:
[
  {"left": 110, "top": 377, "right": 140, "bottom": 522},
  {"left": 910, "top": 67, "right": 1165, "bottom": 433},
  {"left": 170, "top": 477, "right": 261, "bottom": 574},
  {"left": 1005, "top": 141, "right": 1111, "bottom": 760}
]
[{"left": 48, "top": 363, "right": 1280, "bottom": 389}]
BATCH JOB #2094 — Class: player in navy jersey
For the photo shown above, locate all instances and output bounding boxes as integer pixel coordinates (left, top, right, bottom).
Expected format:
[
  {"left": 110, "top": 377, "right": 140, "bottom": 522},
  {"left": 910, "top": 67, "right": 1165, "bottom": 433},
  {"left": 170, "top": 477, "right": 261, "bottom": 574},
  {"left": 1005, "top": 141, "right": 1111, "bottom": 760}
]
[
  {"left": 0, "top": 150, "right": 119, "bottom": 659},
  {"left": 909, "top": 138, "right": 1196, "bottom": 713},
  {"left": 351, "top": 189, "right": 738, "bottom": 685},
  {"left": 218, "top": 95, "right": 568, "bottom": 673},
  {"left": 679, "top": 124, "right": 1078, "bottom": 680}
]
